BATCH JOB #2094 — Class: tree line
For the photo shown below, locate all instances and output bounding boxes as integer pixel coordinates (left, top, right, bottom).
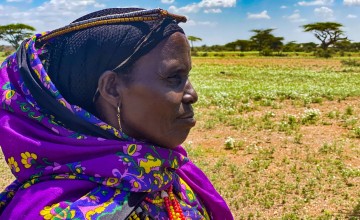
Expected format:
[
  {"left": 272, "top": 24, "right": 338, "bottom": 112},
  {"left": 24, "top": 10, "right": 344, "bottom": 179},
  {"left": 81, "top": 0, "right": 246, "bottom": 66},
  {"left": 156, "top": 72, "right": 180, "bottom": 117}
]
[
  {"left": 188, "top": 22, "right": 360, "bottom": 57},
  {"left": 1, "top": 22, "right": 360, "bottom": 58}
]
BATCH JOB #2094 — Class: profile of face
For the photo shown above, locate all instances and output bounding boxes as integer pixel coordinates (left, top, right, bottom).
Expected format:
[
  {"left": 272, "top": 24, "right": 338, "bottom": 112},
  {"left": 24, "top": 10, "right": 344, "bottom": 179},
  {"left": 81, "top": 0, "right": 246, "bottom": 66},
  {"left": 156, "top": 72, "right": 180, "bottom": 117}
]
[{"left": 96, "top": 32, "right": 198, "bottom": 149}]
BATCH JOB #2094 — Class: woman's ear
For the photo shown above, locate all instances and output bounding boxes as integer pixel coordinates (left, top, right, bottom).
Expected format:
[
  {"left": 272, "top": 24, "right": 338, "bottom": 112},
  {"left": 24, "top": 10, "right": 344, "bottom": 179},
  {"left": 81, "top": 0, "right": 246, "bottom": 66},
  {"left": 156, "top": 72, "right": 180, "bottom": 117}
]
[{"left": 97, "top": 70, "right": 122, "bottom": 108}]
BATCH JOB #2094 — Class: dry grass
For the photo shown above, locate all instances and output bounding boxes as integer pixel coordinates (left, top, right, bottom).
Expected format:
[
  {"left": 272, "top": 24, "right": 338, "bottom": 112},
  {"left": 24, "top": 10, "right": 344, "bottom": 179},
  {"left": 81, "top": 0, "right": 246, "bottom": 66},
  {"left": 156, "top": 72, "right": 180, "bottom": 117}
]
[{"left": 186, "top": 98, "right": 360, "bottom": 219}]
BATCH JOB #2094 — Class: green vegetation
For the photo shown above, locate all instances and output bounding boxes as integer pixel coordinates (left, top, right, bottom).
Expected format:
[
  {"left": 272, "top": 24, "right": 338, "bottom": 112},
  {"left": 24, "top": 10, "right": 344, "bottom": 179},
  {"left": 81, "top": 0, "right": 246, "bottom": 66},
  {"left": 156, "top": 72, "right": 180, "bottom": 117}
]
[{"left": 191, "top": 59, "right": 360, "bottom": 112}]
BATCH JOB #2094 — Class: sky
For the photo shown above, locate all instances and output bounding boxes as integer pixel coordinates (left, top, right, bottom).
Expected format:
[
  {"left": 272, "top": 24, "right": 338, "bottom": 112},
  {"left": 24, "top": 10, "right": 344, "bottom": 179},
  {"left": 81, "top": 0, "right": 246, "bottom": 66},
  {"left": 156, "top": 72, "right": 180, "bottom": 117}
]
[{"left": 0, "top": 0, "right": 359, "bottom": 46}]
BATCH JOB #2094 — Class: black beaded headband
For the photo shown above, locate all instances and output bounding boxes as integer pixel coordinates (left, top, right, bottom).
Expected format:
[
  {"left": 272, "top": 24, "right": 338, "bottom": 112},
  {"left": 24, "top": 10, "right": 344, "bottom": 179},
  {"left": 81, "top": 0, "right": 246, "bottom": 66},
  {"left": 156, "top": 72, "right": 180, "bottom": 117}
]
[{"left": 36, "top": 8, "right": 187, "bottom": 44}]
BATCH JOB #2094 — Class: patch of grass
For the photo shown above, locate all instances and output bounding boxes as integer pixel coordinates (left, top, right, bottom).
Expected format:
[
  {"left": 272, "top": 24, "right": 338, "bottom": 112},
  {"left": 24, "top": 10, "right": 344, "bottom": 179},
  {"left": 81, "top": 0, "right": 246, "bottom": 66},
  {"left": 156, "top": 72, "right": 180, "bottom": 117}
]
[
  {"left": 192, "top": 58, "right": 360, "bottom": 110},
  {"left": 278, "top": 114, "right": 300, "bottom": 134},
  {"left": 293, "top": 133, "right": 303, "bottom": 144},
  {"left": 327, "top": 110, "right": 340, "bottom": 119},
  {"left": 319, "top": 142, "right": 343, "bottom": 155},
  {"left": 345, "top": 105, "right": 354, "bottom": 116},
  {"left": 352, "top": 127, "right": 360, "bottom": 138},
  {"left": 341, "top": 59, "right": 360, "bottom": 67},
  {"left": 301, "top": 108, "right": 321, "bottom": 125},
  {"left": 349, "top": 200, "right": 360, "bottom": 219}
]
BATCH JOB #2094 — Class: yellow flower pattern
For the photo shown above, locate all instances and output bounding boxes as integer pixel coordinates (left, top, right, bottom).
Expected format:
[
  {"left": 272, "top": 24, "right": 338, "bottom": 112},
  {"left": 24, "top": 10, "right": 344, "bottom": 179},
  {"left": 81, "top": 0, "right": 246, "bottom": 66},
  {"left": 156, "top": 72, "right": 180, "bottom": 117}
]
[
  {"left": 22, "top": 178, "right": 38, "bottom": 189},
  {"left": 104, "top": 177, "right": 119, "bottom": 187},
  {"left": 20, "top": 151, "right": 38, "bottom": 168},
  {"left": 139, "top": 154, "right": 162, "bottom": 173},
  {"left": 7, "top": 157, "right": 20, "bottom": 173},
  {"left": 40, "top": 203, "right": 76, "bottom": 220},
  {"left": 40, "top": 203, "right": 61, "bottom": 220},
  {"left": 85, "top": 189, "right": 121, "bottom": 219}
]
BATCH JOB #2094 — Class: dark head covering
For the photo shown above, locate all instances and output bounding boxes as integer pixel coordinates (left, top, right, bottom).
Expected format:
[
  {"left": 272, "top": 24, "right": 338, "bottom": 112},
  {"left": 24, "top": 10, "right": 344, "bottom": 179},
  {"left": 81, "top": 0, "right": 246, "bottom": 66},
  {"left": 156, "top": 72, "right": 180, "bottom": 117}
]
[{"left": 40, "top": 8, "right": 185, "bottom": 113}]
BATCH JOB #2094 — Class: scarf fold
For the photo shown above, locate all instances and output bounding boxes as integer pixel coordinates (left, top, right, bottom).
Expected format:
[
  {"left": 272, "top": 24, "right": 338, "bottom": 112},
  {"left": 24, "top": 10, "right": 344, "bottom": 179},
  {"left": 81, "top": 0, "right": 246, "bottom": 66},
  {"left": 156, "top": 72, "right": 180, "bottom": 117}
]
[{"left": 0, "top": 31, "right": 233, "bottom": 220}]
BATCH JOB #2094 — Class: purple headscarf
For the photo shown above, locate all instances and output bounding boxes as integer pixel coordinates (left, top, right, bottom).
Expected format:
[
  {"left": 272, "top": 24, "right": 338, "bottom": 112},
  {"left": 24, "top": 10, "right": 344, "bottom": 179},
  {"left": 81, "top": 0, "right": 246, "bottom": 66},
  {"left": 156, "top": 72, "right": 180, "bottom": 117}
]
[{"left": 0, "top": 8, "right": 233, "bottom": 220}]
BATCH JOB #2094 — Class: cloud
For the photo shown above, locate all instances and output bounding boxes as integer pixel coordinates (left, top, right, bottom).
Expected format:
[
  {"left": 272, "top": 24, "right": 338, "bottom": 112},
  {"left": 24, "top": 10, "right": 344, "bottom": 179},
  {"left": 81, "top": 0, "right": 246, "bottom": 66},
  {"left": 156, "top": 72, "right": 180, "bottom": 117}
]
[
  {"left": 284, "top": 10, "right": 307, "bottom": 22},
  {"left": 198, "top": 0, "right": 236, "bottom": 7},
  {"left": 169, "top": 4, "right": 200, "bottom": 13},
  {"left": 343, "top": 0, "right": 360, "bottom": 5},
  {"left": 94, "top": 3, "right": 105, "bottom": 8},
  {"left": 161, "top": 0, "right": 175, "bottom": 4},
  {"left": 298, "top": 0, "right": 333, "bottom": 6},
  {"left": 39, "top": 0, "right": 104, "bottom": 11},
  {"left": 280, "top": 5, "right": 288, "bottom": 9},
  {"left": 6, "top": 0, "right": 32, "bottom": 2},
  {"left": 347, "top": 14, "right": 358, "bottom": 18},
  {"left": 204, "top": 8, "right": 222, "bottom": 13},
  {"left": 0, "top": 0, "right": 107, "bottom": 32},
  {"left": 180, "top": 19, "right": 217, "bottom": 27},
  {"left": 314, "top": 6, "right": 334, "bottom": 20},
  {"left": 247, "top": 10, "right": 271, "bottom": 19},
  {"left": 168, "top": 0, "right": 236, "bottom": 14}
]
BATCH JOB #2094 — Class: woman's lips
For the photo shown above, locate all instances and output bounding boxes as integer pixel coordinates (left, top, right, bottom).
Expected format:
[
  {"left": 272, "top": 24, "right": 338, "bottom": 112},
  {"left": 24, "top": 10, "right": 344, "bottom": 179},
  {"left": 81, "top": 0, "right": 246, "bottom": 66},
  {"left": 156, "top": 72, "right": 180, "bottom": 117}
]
[{"left": 177, "top": 112, "right": 196, "bottom": 127}]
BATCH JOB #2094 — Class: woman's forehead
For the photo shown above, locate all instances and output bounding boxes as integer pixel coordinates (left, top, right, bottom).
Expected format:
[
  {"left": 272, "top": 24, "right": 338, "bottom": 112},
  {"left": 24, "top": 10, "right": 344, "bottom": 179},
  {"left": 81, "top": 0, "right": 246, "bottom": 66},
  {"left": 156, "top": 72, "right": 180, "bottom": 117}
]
[{"left": 158, "top": 32, "right": 190, "bottom": 55}]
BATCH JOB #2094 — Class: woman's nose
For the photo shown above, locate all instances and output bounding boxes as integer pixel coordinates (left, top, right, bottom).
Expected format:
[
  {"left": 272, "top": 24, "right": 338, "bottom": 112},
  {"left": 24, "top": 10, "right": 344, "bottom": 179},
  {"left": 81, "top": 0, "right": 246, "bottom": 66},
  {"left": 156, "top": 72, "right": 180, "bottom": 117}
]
[{"left": 182, "top": 80, "right": 198, "bottom": 104}]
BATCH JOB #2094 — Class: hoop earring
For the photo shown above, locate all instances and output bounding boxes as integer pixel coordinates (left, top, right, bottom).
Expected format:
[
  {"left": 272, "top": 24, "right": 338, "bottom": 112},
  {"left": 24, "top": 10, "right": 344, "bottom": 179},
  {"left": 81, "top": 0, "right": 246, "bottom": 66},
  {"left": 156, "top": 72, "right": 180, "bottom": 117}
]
[{"left": 117, "top": 105, "right": 122, "bottom": 132}]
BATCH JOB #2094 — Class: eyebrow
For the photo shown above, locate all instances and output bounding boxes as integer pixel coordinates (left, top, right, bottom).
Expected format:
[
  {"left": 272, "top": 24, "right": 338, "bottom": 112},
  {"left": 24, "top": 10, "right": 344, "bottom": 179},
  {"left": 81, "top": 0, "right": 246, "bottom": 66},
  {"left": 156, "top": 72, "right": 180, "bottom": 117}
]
[{"left": 165, "top": 59, "right": 190, "bottom": 72}]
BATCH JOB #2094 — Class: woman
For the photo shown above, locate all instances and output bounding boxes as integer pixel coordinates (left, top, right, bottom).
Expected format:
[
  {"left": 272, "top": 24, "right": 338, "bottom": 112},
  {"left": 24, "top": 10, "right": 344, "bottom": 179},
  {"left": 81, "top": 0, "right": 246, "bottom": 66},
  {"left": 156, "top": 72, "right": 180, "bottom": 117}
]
[{"left": 0, "top": 8, "right": 233, "bottom": 220}]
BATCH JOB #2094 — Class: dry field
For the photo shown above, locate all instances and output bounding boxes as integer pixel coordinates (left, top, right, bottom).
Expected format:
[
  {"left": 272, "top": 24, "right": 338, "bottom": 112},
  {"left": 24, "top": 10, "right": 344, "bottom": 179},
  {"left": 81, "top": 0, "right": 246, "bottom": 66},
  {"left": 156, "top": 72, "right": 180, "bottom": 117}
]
[{"left": 1, "top": 56, "right": 360, "bottom": 219}]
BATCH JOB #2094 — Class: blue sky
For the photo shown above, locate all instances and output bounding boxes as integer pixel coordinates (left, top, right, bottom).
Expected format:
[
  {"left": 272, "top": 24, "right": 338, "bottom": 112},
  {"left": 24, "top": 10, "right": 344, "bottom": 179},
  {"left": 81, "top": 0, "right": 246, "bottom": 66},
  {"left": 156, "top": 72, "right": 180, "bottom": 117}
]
[{"left": 0, "top": 0, "right": 359, "bottom": 46}]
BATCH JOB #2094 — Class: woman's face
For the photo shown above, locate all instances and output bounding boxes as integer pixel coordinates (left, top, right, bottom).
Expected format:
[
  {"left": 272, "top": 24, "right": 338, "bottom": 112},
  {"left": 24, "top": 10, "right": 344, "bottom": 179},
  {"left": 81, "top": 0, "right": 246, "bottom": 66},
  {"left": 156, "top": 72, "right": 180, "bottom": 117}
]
[{"left": 119, "top": 32, "right": 198, "bottom": 149}]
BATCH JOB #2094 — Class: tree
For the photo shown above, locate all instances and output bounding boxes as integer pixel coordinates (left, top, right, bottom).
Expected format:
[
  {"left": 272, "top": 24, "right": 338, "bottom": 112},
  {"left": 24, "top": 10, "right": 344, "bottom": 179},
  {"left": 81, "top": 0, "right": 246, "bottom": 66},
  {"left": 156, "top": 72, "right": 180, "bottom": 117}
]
[
  {"left": 334, "top": 39, "right": 352, "bottom": 52},
  {"left": 250, "top": 29, "right": 284, "bottom": 54},
  {"left": 283, "top": 41, "right": 301, "bottom": 52},
  {"left": 301, "top": 42, "right": 318, "bottom": 53},
  {"left": 351, "top": 42, "right": 360, "bottom": 52},
  {"left": 225, "top": 40, "right": 252, "bottom": 51},
  {"left": 187, "top": 36, "right": 202, "bottom": 51},
  {"left": 302, "top": 22, "right": 346, "bottom": 50},
  {"left": 270, "top": 37, "right": 284, "bottom": 52},
  {"left": 0, "top": 23, "right": 35, "bottom": 49}
]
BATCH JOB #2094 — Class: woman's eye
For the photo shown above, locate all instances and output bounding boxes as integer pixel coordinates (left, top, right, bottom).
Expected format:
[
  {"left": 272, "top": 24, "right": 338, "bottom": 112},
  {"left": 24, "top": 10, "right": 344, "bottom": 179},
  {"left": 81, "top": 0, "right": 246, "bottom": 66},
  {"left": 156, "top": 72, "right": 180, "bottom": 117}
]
[{"left": 167, "top": 75, "right": 182, "bottom": 84}]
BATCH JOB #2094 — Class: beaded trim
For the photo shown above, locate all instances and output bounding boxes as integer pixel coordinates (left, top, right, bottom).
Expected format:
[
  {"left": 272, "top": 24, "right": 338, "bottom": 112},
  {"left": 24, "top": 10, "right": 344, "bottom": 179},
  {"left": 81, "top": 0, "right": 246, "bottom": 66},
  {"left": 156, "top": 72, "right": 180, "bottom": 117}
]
[
  {"left": 145, "top": 185, "right": 186, "bottom": 220},
  {"left": 36, "top": 8, "right": 186, "bottom": 43},
  {"left": 128, "top": 206, "right": 154, "bottom": 220}
]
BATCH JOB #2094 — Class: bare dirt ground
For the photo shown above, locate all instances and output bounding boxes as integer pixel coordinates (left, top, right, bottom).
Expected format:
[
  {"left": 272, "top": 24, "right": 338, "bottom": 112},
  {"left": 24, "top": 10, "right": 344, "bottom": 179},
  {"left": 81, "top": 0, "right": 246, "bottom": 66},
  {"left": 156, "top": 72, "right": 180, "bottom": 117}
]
[{"left": 185, "top": 98, "right": 360, "bottom": 219}]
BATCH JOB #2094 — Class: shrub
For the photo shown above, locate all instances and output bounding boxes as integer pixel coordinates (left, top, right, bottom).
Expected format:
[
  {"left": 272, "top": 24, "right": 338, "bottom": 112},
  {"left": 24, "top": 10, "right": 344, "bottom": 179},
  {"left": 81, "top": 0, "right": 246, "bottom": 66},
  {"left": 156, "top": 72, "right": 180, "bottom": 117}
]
[
  {"left": 314, "top": 49, "right": 333, "bottom": 58},
  {"left": 191, "top": 51, "right": 199, "bottom": 57},
  {"left": 261, "top": 48, "right": 273, "bottom": 56},
  {"left": 4, "top": 51, "right": 12, "bottom": 56},
  {"left": 341, "top": 59, "right": 360, "bottom": 67},
  {"left": 302, "top": 108, "right": 321, "bottom": 124},
  {"left": 202, "top": 52, "right": 208, "bottom": 57},
  {"left": 224, "top": 137, "right": 235, "bottom": 149},
  {"left": 352, "top": 127, "right": 360, "bottom": 138}
]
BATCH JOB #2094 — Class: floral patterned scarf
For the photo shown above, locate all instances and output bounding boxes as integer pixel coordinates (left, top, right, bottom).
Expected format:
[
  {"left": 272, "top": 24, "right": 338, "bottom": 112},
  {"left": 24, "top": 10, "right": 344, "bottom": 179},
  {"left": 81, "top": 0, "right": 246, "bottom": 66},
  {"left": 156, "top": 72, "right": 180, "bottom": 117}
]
[{"left": 0, "top": 34, "right": 233, "bottom": 219}]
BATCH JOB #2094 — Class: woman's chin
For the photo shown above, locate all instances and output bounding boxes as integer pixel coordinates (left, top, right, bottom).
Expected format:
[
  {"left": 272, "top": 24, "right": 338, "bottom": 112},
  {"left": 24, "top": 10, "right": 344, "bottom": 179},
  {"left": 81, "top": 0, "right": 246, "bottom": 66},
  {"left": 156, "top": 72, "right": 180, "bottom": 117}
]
[{"left": 154, "top": 137, "right": 188, "bottom": 150}]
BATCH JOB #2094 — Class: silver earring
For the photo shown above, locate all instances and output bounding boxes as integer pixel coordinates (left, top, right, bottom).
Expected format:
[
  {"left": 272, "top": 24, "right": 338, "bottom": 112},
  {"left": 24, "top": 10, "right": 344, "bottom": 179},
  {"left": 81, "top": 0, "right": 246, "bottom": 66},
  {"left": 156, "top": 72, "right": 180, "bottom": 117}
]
[{"left": 117, "top": 105, "right": 122, "bottom": 132}]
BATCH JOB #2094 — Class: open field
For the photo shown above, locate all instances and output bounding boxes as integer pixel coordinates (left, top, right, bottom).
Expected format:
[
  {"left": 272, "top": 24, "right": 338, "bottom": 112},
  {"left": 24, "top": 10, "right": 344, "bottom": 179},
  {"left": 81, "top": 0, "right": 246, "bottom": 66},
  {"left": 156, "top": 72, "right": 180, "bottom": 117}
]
[
  {"left": 1, "top": 56, "right": 360, "bottom": 219},
  {"left": 192, "top": 51, "right": 360, "bottom": 58}
]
